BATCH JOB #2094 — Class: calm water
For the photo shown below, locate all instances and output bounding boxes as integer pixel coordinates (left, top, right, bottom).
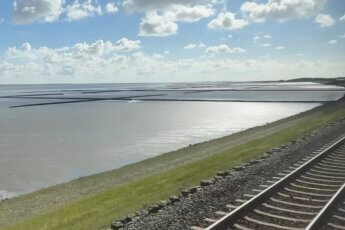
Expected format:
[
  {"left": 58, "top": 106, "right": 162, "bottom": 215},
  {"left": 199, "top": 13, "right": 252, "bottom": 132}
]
[{"left": 0, "top": 82, "right": 344, "bottom": 199}]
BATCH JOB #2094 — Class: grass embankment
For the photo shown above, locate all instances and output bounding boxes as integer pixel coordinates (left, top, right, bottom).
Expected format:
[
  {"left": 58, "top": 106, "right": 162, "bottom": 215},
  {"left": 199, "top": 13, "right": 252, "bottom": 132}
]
[{"left": 4, "top": 99, "right": 345, "bottom": 230}]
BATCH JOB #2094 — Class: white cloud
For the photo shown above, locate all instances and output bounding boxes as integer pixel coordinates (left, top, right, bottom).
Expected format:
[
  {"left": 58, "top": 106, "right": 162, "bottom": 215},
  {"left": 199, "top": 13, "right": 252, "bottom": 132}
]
[
  {"left": 21, "top": 43, "right": 32, "bottom": 52},
  {"left": 13, "top": 0, "right": 63, "bottom": 24},
  {"left": 105, "top": 2, "right": 118, "bottom": 14},
  {"left": 184, "top": 43, "right": 205, "bottom": 49},
  {"left": 253, "top": 35, "right": 260, "bottom": 43},
  {"left": 0, "top": 62, "right": 19, "bottom": 73},
  {"left": 64, "top": 0, "right": 102, "bottom": 21},
  {"left": 139, "top": 11, "right": 178, "bottom": 37},
  {"left": 228, "top": 34, "right": 232, "bottom": 38},
  {"left": 205, "top": 44, "right": 246, "bottom": 54},
  {"left": 263, "top": 34, "right": 271, "bottom": 39},
  {"left": 184, "top": 44, "right": 197, "bottom": 49},
  {"left": 122, "top": 0, "right": 200, "bottom": 12},
  {"left": 5, "top": 43, "right": 36, "bottom": 61},
  {"left": 340, "top": 34, "right": 345, "bottom": 39},
  {"left": 138, "top": 5, "right": 213, "bottom": 37},
  {"left": 261, "top": 43, "right": 272, "bottom": 47},
  {"left": 211, "top": 0, "right": 226, "bottom": 5},
  {"left": 208, "top": 11, "right": 248, "bottom": 31},
  {"left": 240, "top": 0, "right": 327, "bottom": 23},
  {"left": 151, "top": 53, "right": 164, "bottom": 59},
  {"left": 198, "top": 42, "right": 206, "bottom": 48},
  {"left": 6, "top": 39, "right": 141, "bottom": 64},
  {"left": 165, "top": 5, "right": 214, "bottom": 23},
  {"left": 314, "top": 14, "right": 335, "bottom": 27},
  {"left": 113, "top": 38, "right": 141, "bottom": 52},
  {"left": 327, "top": 40, "right": 337, "bottom": 45},
  {"left": 340, "top": 13, "right": 345, "bottom": 21},
  {"left": 275, "top": 46, "right": 285, "bottom": 50},
  {"left": 164, "top": 50, "right": 170, "bottom": 54}
]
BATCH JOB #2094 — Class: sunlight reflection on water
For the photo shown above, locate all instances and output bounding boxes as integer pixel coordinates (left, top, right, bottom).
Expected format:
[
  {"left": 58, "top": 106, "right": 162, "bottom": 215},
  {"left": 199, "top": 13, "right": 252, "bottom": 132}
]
[{"left": 0, "top": 100, "right": 320, "bottom": 195}]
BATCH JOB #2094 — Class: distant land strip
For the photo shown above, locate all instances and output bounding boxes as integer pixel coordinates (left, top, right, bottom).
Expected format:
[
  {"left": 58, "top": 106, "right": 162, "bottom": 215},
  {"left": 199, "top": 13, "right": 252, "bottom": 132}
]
[
  {"left": 14, "top": 88, "right": 345, "bottom": 95},
  {"left": 9, "top": 98, "right": 328, "bottom": 108},
  {"left": 9, "top": 99, "right": 102, "bottom": 108},
  {"left": 136, "top": 98, "right": 330, "bottom": 103},
  {"left": 14, "top": 93, "right": 65, "bottom": 96},
  {"left": 182, "top": 89, "right": 345, "bottom": 94},
  {"left": 8, "top": 94, "right": 168, "bottom": 108}
]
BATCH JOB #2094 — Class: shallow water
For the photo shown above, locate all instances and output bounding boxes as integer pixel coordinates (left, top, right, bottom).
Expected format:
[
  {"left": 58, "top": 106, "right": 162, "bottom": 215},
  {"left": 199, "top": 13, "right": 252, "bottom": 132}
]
[{"left": 0, "top": 82, "right": 343, "bottom": 198}]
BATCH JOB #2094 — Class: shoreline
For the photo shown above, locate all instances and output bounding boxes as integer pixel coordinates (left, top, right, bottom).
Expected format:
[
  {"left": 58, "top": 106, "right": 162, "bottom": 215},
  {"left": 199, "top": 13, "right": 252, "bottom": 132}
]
[{"left": 1, "top": 96, "right": 345, "bottom": 229}]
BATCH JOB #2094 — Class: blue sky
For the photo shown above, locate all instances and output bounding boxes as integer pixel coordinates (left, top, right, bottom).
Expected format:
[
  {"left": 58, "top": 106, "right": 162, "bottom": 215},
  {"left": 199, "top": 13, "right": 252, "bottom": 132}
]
[{"left": 0, "top": 0, "right": 345, "bottom": 84}]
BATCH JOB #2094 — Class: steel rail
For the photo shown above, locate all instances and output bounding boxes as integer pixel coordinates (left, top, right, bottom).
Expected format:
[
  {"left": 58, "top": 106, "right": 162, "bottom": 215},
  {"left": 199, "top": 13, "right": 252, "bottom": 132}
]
[
  {"left": 305, "top": 182, "right": 345, "bottom": 230},
  {"left": 206, "top": 135, "right": 345, "bottom": 230}
]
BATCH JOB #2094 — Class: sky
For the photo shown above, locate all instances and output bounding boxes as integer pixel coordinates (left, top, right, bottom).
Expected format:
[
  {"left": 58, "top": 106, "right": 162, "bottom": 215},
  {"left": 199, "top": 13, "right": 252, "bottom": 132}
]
[{"left": 0, "top": 0, "right": 345, "bottom": 84}]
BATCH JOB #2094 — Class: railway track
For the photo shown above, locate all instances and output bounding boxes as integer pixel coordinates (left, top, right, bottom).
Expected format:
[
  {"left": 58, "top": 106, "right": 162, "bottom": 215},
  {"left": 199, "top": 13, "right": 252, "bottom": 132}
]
[{"left": 192, "top": 135, "right": 345, "bottom": 230}]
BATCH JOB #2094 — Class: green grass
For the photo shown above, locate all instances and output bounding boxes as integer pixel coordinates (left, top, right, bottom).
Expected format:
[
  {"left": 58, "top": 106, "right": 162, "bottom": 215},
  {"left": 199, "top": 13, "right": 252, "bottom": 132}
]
[{"left": 4, "top": 100, "right": 345, "bottom": 230}]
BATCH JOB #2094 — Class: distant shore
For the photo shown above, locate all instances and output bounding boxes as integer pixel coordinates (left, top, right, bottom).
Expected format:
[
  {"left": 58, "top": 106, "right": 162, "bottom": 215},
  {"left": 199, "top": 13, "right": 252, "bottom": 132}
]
[{"left": 1, "top": 94, "right": 345, "bottom": 230}]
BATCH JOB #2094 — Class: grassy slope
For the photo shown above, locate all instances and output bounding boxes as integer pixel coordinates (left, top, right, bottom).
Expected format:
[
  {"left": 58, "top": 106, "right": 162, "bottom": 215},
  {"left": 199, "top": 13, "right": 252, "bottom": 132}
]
[{"left": 3, "top": 98, "right": 345, "bottom": 230}]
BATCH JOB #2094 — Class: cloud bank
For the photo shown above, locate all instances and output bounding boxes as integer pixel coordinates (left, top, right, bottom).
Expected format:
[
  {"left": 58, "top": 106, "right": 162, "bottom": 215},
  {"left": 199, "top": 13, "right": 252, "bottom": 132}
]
[{"left": 3, "top": 39, "right": 344, "bottom": 84}]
